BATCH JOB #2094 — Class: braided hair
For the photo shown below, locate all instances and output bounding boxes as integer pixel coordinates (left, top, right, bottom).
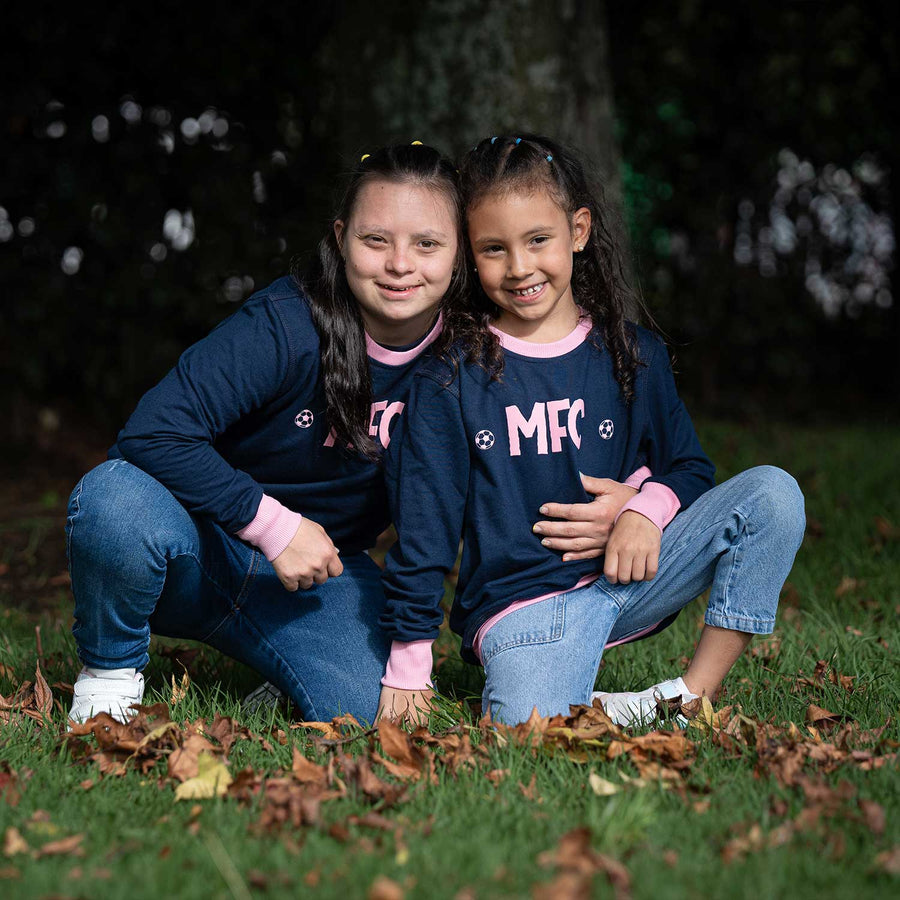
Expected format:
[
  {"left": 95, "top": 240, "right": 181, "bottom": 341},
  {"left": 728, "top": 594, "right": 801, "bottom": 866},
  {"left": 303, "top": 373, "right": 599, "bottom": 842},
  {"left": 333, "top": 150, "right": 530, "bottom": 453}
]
[
  {"left": 450, "top": 133, "right": 651, "bottom": 404},
  {"left": 295, "top": 143, "right": 467, "bottom": 460}
]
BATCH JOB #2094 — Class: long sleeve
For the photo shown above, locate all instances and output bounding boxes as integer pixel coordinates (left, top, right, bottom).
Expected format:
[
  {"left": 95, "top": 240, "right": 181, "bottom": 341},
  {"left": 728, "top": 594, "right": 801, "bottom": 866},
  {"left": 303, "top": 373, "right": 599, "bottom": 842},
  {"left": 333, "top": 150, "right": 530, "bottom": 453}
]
[
  {"left": 115, "top": 298, "right": 297, "bottom": 533},
  {"left": 380, "top": 371, "right": 469, "bottom": 644},
  {"left": 639, "top": 336, "right": 715, "bottom": 511}
]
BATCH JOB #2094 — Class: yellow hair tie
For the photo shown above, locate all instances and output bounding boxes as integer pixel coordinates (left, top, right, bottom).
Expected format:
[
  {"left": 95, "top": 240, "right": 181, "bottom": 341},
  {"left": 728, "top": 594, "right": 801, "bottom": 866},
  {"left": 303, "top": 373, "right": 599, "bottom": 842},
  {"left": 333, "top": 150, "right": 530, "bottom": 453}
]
[
  {"left": 410, "top": 140, "right": 423, "bottom": 146},
  {"left": 360, "top": 153, "right": 370, "bottom": 162}
]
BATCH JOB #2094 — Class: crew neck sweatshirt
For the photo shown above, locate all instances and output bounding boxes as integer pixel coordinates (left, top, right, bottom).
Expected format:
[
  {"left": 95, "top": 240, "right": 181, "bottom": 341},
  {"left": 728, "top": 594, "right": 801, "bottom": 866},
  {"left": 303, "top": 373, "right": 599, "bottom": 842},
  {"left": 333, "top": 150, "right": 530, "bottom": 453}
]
[
  {"left": 378, "top": 319, "right": 715, "bottom": 685},
  {"left": 111, "top": 276, "right": 440, "bottom": 558}
]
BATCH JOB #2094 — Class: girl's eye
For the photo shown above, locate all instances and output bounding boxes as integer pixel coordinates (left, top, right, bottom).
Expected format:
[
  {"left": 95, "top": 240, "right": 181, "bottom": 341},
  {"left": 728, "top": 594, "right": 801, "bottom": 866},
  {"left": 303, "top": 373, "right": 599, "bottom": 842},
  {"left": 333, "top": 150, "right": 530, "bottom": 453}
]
[
  {"left": 531, "top": 235, "right": 549, "bottom": 246},
  {"left": 419, "top": 240, "right": 437, "bottom": 250},
  {"left": 363, "top": 234, "right": 386, "bottom": 244},
  {"left": 480, "top": 245, "right": 504, "bottom": 255}
]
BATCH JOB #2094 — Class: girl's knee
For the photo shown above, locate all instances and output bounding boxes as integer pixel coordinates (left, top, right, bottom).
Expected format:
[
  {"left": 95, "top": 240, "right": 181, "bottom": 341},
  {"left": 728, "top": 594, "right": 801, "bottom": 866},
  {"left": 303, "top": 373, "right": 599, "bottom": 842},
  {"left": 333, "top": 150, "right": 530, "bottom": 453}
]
[
  {"left": 742, "top": 465, "right": 805, "bottom": 541},
  {"left": 68, "top": 459, "right": 189, "bottom": 559}
]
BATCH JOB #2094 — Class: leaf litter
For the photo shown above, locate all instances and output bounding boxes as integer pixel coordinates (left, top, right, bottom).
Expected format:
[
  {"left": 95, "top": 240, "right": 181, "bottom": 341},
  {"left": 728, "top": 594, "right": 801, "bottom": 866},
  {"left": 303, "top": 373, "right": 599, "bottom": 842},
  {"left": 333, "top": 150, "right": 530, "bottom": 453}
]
[{"left": 1, "top": 653, "right": 897, "bottom": 890}]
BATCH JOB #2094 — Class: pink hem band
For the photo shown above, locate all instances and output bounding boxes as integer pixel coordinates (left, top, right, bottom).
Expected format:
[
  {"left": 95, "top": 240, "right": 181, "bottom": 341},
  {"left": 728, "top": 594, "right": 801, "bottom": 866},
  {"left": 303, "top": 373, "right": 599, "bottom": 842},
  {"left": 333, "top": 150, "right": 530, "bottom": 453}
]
[
  {"left": 489, "top": 317, "right": 591, "bottom": 358},
  {"left": 381, "top": 640, "right": 435, "bottom": 690},
  {"left": 236, "top": 494, "right": 304, "bottom": 561},
  {"left": 615, "top": 482, "right": 681, "bottom": 532},
  {"left": 365, "top": 313, "right": 443, "bottom": 366}
]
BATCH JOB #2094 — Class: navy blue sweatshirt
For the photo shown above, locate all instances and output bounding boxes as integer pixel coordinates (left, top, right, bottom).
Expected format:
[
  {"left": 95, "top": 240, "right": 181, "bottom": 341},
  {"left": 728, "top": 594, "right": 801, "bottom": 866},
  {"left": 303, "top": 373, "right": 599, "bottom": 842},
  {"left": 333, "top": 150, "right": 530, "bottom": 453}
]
[
  {"left": 111, "top": 276, "right": 441, "bottom": 556},
  {"left": 380, "top": 319, "right": 715, "bottom": 664}
]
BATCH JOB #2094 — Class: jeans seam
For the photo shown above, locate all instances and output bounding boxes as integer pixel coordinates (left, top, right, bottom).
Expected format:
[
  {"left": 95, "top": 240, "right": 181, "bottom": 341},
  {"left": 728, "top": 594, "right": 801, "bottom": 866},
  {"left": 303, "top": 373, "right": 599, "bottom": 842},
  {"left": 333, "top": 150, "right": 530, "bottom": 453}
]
[
  {"left": 482, "top": 594, "right": 567, "bottom": 666},
  {"left": 234, "top": 602, "right": 318, "bottom": 720},
  {"left": 711, "top": 507, "right": 750, "bottom": 626}
]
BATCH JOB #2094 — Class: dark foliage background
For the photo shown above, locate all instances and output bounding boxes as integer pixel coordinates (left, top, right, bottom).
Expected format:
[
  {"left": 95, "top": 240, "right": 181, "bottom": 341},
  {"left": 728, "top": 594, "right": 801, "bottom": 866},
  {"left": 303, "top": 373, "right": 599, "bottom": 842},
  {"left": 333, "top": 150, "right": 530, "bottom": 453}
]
[{"left": 2, "top": 1, "right": 897, "bottom": 451}]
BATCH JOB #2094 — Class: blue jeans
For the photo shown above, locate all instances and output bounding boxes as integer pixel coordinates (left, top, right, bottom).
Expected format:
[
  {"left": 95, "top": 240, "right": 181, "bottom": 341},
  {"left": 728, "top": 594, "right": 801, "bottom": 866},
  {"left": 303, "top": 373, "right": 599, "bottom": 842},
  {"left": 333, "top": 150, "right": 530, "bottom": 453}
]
[
  {"left": 480, "top": 466, "right": 806, "bottom": 724},
  {"left": 66, "top": 459, "right": 391, "bottom": 722}
]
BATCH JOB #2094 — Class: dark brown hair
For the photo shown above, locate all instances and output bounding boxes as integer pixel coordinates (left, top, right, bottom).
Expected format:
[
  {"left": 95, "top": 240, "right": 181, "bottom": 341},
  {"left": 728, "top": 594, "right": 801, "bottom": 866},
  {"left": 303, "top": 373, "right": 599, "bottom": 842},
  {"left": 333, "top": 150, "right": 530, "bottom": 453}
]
[
  {"left": 450, "top": 133, "right": 652, "bottom": 403},
  {"left": 294, "top": 143, "right": 467, "bottom": 459}
]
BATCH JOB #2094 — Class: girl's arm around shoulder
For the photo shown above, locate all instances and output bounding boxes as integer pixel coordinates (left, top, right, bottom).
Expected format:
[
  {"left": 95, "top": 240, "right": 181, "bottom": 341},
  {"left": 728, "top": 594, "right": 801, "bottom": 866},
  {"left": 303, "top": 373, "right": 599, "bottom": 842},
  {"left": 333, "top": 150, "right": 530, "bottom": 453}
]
[
  {"left": 630, "top": 330, "right": 715, "bottom": 517},
  {"left": 379, "top": 367, "right": 468, "bottom": 690}
]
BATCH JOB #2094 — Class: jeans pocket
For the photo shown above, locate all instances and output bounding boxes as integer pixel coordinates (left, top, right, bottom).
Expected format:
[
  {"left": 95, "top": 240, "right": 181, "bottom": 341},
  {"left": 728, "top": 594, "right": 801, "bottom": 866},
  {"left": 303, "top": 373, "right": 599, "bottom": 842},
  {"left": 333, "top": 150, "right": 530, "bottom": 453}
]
[{"left": 480, "top": 593, "right": 568, "bottom": 667}]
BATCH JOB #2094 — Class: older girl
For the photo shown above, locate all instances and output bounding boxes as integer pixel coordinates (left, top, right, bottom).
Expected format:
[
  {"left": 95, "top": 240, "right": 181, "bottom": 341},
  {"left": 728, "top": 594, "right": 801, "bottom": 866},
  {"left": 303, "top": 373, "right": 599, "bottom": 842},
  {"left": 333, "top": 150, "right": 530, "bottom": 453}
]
[{"left": 66, "top": 143, "right": 467, "bottom": 724}]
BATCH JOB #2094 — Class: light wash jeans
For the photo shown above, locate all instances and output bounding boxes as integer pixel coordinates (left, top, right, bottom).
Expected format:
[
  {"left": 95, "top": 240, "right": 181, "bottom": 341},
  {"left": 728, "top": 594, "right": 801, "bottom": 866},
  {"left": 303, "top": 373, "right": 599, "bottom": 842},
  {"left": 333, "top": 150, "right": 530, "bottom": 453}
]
[
  {"left": 480, "top": 466, "right": 806, "bottom": 724},
  {"left": 66, "top": 459, "right": 391, "bottom": 722}
]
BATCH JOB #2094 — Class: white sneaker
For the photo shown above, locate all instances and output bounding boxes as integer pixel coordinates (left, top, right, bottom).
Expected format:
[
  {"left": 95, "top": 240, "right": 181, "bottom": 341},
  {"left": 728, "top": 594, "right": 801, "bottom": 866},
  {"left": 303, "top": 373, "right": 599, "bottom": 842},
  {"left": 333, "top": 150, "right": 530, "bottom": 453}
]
[
  {"left": 592, "top": 676, "right": 698, "bottom": 727},
  {"left": 68, "top": 667, "right": 145, "bottom": 725}
]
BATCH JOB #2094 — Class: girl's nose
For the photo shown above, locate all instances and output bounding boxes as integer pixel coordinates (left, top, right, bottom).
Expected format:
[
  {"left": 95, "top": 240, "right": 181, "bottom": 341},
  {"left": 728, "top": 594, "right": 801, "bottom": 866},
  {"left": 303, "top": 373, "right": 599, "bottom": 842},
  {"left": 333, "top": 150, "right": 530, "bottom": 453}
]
[
  {"left": 506, "top": 249, "right": 532, "bottom": 280},
  {"left": 386, "top": 245, "right": 415, "bottom": 275}
]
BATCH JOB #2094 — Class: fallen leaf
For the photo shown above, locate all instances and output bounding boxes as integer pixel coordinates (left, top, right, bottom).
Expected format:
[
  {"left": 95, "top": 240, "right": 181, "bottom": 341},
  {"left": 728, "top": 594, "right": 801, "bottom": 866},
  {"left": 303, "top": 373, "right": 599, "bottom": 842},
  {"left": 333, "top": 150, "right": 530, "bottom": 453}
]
[
  {"left": 36, "top": 834, "right": 85, "bottom": 858},
  {"left": 174, "top": 753, "right": 233, "bottom": 800},
  {"left": 169, "top": 671, "right": 190, "bottom": 706},
  {"left": 368, "top": 874, "right": 404, "bottom": 900},
  {"left": 588, "top": 773, "right": 619, "bottom": 796},
  {"left": 858, "top": 799, "right": 885, "bottom": 835},
  {"left": 874, "top": 846, "right": 900, "bottom": 875},
  {"left": 835, "top": 577, "right": 859, "bottom": 598},
  {"left": 33, "top": 663, "right": 53, "bottom": 718},
  {"left": 291, "top": 747, "right": 327, "bottom": 785},
  {"left": 168, "top": 733, "right": 220, "bottom": 783},
  {"left": 3, "top": 828, "right": 29, "bottom": 857}
]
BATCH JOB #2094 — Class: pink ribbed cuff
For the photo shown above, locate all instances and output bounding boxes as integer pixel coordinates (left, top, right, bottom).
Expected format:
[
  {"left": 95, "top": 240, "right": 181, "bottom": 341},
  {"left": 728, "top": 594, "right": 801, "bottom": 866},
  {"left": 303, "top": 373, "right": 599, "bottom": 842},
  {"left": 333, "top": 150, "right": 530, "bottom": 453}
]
[
  {"left": 615, "top": 482, "right": 681, "bottom": 532},
  {"left": 236, "top": 494, "right": 303, "bottom": 561},
  {"left": 381, "top": 640, "right": 434, "bottom": 690},
  {"left": 624, "top": 465, "right": 652, "bottom": 490}
]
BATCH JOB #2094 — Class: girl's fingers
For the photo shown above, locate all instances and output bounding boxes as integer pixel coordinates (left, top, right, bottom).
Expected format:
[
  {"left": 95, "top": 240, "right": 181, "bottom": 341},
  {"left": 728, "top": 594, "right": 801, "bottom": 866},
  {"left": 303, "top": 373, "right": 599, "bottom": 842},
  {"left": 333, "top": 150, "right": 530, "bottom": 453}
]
[
  {"left": 631, "top": 556, "right": 646, "bottom": 582},
  {"left": 542, "top": 535, "right": 605, "bottom": 552},
  {"left": 603, "top": 550, "right": 619, "bottom": 583},
  {"left": 536, "top": 503, "right": 601, "bottom": 522},
  {"left": 561, "top": 549, "right": 603, "bottom": 562}
]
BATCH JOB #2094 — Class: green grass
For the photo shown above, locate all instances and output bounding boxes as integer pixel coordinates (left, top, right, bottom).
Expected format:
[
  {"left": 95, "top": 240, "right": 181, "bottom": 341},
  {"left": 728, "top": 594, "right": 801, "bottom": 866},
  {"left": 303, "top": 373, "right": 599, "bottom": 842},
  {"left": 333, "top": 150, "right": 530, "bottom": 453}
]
[{"left": 2, "top": 421, "right": 899, "bottom": 899}]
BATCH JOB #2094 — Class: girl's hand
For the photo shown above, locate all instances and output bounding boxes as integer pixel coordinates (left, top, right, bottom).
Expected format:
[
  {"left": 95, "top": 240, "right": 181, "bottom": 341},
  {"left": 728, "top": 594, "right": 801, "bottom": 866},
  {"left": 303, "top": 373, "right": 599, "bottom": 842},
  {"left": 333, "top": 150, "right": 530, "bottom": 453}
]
[
  {"left": 376, "top": 685, "right": 436, "bottom": 726},
  {"left": 272, "top": 518, "right": 343, "bottom": 591},
  {"left": 603, "top": 511, "right": 661, "bottom": 584},
  {"left": 533, "top": 474, "right": 638, "bottom": 560}
]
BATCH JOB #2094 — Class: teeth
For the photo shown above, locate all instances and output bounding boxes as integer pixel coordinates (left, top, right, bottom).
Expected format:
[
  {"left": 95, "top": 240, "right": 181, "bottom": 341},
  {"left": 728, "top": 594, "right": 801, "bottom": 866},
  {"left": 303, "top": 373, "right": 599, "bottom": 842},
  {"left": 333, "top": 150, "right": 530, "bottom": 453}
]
[{"left": 513, "top": 283, "right": 544, "bottom": 296}]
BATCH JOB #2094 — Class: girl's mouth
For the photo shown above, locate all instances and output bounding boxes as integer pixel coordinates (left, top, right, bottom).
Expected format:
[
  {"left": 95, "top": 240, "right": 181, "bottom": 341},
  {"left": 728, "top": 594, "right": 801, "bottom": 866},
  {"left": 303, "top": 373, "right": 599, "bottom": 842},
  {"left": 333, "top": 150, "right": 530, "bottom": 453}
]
[
  {"left": 377, "top": 282, "right": 421, "bottom": 296},
  {"left": 508, "top": 281, "right": 547, "bottom": 301}
]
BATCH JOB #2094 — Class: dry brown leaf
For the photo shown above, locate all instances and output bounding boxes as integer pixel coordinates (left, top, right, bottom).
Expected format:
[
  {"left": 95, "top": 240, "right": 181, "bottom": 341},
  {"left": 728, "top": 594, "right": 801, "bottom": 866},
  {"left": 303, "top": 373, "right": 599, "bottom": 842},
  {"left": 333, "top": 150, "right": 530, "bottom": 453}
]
[
  {"left": 33, "top": 662, "right": 52, "bottom": 718},
  {"left": 858, "top": 799, "right": 885, "bottom": 835},
  {"left": 169, "top": 671, "right": 190, "bottom": 706},
  {"left": 291, "top": 747, "right": 327, "bottom": 785},
  {"left": 3, "top": 828, "right": 29, "bottom": 857},
  {"left": 167, "top": 733, "right": 220, "bottom": 783},
  {"left": 368, "top": 875, "right": 405, "bottom": 900},
  {"left": 874, "top": 846, "right": 900, "bottom": 875},
  {"left": 537, "top": 827, "right": 630, "bottom": 900},
  {"left": 36, "top": 834, "right": 85, "bottom": 858}
]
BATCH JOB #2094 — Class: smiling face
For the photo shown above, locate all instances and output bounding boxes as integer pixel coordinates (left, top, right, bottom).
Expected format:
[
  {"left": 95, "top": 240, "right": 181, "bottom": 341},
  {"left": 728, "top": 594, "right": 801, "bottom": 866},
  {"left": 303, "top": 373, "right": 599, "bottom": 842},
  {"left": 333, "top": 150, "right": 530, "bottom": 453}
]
[
  {"left": 334, "top": 178, "right": 458, "bottom": 345},
  {"left": 468, "top": 188, "right": 591, "bottom": 342}
]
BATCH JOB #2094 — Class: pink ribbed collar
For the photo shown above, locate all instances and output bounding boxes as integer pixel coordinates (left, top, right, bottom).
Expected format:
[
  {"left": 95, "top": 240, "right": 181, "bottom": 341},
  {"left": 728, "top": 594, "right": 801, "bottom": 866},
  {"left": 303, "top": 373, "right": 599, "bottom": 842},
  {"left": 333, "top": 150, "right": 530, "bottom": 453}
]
[
  {"left": 365, "top": 312, "right": 443, "bottom": 366},
  {"left": 489, "top": 316, "right": 592, "bottom": 358}
]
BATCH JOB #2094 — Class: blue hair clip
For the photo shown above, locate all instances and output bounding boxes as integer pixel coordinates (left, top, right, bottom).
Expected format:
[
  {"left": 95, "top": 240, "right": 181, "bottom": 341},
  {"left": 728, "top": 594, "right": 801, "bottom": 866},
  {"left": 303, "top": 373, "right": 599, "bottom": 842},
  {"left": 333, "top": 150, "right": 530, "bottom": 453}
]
[
  {"left": 546, "top": 154, "right": 553, "bottom": 162},
  {"left": 515, "top": 138, "right": 521, "bottom": 145},
  {"left": 490, "top": 136, "right": 498, "bottom": 144}
]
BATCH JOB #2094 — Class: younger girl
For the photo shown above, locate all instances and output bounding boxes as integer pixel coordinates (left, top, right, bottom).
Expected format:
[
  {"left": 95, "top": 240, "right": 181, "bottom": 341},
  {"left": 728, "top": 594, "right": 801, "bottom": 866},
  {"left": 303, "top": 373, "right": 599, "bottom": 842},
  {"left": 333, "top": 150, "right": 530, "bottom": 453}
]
[{"left": 377, "top": 134, "right": 805, "bottom": 726}]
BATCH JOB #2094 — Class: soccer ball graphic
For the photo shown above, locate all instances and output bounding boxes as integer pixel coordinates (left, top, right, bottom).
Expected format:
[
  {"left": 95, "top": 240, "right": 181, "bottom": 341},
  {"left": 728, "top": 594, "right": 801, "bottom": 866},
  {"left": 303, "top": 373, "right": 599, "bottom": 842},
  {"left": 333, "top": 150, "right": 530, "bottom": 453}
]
[
  {"left": 598, "top": 419, "right": 614, "bottom": 440},
  {"left": 474, "top": 429, "right": 495, "bottom": 450},
  {"left": 294, "top": 409, "right": 314, "bottom": 428}
]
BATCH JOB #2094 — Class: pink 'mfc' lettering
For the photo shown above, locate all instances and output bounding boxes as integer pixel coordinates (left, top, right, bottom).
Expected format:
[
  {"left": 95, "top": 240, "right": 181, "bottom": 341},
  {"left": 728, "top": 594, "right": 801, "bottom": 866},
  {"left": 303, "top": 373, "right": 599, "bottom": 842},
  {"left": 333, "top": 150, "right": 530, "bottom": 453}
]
[{"left": 505, "top": 398, "right": 584, "bottom": 456}]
